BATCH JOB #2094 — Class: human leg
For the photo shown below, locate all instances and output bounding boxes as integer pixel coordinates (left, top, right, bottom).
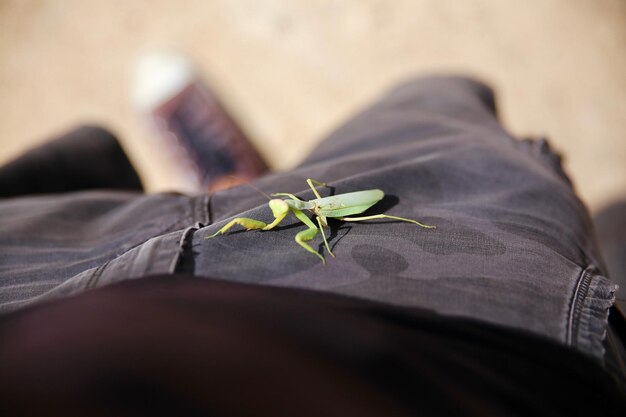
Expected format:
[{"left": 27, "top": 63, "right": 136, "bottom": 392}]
[
  {"left": 1, "top": 275, "right": 624, "bottom": 415},
  {"left": 0, "top": 126, "right": 206, "bottom": 311},
  {"left": 187, "top": 75, "right": 615, "bottom": 360},
  {"left": 0, "top": 125, "right": 142, "bottom": 197}
]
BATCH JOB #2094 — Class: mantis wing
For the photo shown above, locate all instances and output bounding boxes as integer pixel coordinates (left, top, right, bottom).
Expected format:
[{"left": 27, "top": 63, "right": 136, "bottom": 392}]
[{"left": 313, "top": 189, "right": 384, "bottom": 218}]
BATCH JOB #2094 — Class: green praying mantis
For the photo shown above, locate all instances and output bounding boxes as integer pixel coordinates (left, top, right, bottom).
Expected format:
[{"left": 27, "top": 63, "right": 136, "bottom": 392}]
[{"left": 206, "top": 179, "right": 435, "bottom": 263}]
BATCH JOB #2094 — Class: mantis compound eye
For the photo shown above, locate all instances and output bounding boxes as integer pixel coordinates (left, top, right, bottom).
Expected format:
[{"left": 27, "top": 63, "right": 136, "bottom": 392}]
[{"left": 268, "top": 199, "right": 289, "bottom": 217}]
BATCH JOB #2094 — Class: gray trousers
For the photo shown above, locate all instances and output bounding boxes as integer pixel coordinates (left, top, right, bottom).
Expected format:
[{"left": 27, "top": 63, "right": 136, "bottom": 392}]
[{"left": 0, "top": 76, "right": 615, "bottom": 360}]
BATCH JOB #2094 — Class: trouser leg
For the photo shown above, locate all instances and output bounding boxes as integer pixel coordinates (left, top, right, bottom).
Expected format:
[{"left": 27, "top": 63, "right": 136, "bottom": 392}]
[
  {"left": 298, "top": 75, "right": 501, "bottom": 167},
  {"left": 190, "top": 75, "right": 615, "bottom": 360},
  {"left": 0, "top": 125, "right": 142, "bottom": 197}
]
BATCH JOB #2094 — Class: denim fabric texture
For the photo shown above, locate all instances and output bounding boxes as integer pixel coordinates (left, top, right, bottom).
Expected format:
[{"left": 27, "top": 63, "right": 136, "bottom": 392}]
[
  {"left": 0, "top": 192, "right": 208, "bottom": 311},
  {"left": 0, "top": 76, "right": 616, "bottom": 360}
]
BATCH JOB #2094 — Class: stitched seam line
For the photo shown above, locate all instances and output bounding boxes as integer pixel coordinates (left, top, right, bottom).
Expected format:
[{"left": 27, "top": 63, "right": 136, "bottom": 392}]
[
  {"left": 207, "top": 194, "right": 213, "bottom": 225},
  {"left": 567, "top": 266, "right": 594, "bottom": 347},
  {"left": 204, "top": 194, "right": 211, "bottom": 225},
  {"left": 168, "top": 225, "right": 198, "bottom": 273},
  {"left": 85, "top": 260, "right": 110, "bottom": 289}
]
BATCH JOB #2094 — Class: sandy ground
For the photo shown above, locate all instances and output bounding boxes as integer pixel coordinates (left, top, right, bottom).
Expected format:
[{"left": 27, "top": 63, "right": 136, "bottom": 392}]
[{"left": 0, "top": 0, "right": 624, "bottom": 212}]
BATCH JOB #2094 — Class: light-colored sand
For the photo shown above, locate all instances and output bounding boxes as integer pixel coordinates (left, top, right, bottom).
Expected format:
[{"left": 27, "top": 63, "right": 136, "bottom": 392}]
[{"left": 1, "top": 0, "right": 624, "bottom": 211}]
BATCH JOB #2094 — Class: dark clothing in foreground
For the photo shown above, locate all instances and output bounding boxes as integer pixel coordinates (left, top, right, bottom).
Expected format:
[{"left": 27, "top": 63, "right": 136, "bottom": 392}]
[
  {"left": 0, "top": 275, "right": 624, "bottom": 417},
  {"left": 0, "top": 76, "right": 624, "bottom": 414}
]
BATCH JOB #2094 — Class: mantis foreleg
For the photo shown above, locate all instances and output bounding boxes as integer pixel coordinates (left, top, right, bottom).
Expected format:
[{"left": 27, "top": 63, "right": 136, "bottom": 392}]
[
  {"left": 339, "top": 214, "right": 436, "bottom": 229},
  {"left": 206, "top": 199, "right": 290, "bottom": 239},
  {"left": 206, "top": 218, "right": 268, "bottom": 239},
  {"left": 271, "top": 192, "right": 302, "bottom": 201},
  {"left": 291, "top": 207, "right": 327, "bottom": 263},
  {"left": 295, "top": 227, "right": 325, "bottom": 264}
]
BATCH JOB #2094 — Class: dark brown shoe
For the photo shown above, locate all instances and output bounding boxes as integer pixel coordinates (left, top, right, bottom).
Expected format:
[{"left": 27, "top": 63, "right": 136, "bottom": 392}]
[{"left": 133, "top": 51, "right": 267, "bottom": 192}]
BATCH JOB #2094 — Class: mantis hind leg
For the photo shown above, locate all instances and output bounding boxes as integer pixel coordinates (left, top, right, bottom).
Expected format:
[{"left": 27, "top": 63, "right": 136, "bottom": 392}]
[
  {"left": 295, "top": 227, "right": 326, "bottom": 264},
  {"left": 339, "top": 214, "right": 436, "bottom": 229},
  {"left": 205, "top": 218, "right": 268, "bottom": 239}
]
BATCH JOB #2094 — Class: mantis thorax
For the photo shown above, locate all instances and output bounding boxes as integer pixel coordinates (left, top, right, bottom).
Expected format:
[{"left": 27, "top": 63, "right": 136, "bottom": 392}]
[{"left": 269, "top": 199, "right": 289, "bottom": 217}]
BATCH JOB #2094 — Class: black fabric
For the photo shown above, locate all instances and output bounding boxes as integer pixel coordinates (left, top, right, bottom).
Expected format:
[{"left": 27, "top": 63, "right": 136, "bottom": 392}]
[
  {"left": 0, "top": 275, "right": 624, "bottom": 417},
  {"left": 0, "top": 125, "right": 143, "bottom": 197}
]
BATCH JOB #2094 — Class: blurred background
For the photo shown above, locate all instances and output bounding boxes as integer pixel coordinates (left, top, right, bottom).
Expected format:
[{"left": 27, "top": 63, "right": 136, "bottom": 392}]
[{"left": 0, "top": 0, "right": 624, "bottom": 213}]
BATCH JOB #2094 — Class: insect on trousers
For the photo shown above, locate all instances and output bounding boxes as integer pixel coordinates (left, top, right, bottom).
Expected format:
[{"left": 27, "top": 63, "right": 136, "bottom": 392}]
[{"left": 0, "top": 76, "right": 616, "bottom": 363}]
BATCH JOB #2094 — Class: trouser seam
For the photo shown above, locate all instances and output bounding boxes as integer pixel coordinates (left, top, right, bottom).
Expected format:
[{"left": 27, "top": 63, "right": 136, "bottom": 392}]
[
  {"left": 567, "top": 266, "right": 594, "bottom": 347},
  {"left": 169, "top": 224, "right": 201, "bottom": 273},
  {"left": 85, "top": 260, "right": 110, "bottom": 290}
]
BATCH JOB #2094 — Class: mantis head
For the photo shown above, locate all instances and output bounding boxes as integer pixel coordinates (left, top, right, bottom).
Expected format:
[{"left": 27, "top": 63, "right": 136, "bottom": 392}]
[{"left": 269, "top": 199, "right": 290, "bottom": 218}]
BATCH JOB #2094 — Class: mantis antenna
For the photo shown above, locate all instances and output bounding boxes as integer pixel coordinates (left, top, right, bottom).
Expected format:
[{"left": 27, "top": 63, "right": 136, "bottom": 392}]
[{"left": 224, "top": 175, "right": 272, "bottom": 200}]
